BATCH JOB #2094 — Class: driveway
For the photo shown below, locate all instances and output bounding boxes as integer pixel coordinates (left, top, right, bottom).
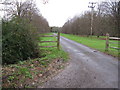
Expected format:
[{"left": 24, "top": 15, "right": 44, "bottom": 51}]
[{"left": 39, "top": 36, "right": 118, "bottom": 88}]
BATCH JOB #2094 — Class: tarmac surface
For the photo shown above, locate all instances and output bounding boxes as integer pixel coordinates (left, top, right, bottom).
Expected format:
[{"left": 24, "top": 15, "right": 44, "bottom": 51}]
[{"left": 40, "top": 36, "right": 118, "bottom": 88}]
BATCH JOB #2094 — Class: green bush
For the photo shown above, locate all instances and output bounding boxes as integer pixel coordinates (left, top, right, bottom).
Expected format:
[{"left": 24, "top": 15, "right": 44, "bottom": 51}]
[{"left": 2, "top": 17, "right": 40, "bottom": 64}]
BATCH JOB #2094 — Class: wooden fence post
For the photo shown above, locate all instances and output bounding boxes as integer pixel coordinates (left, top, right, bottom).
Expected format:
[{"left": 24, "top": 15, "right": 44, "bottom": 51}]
[
  {"left": 57, "top": 31, "right": 60, "bottom": 50},
  {"left": 105, "top": 33, "right": 109, "bottom": 51}
]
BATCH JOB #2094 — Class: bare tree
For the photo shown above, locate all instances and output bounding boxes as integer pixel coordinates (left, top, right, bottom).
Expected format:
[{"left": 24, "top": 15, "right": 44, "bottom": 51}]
[
  {"left": 4, "top": 0, "right": 39, "bottom": 21},
  {"left": 31, "top": 13, "right": 50, "bottom": 33},
  {"left": 97, "top": 0, "right": 119, "bottom": 36}
]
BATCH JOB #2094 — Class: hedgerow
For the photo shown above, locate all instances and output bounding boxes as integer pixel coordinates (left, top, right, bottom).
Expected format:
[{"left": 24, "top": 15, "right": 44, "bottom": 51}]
[{"left": 2, "top": 17, "right": 40, "bottom": 64}]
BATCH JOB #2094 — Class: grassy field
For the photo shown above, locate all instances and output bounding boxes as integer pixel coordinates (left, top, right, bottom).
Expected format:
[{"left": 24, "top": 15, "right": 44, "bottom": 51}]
[
  {"left": 39, "top": 33, "right": 57, "bottom": 47},
  {"left": 2, "top": 33, "right": 68, "bottom": 88},
  {"left": 39, "top": 33, "right": 68, "bottom": 62},
  {"left": 61, "top": 33, "right": 119, "bottom": 57}
]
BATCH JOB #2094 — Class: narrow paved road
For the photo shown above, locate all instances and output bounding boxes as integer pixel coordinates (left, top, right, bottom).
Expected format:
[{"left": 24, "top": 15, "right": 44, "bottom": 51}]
[{"left": 40, "top": 36, "right": 118, "bottom": 88}]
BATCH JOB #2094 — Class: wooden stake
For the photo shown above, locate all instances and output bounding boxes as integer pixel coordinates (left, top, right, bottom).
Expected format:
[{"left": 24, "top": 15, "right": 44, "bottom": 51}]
[
  {"left": 105, "top": 33, "right": 109, "bottom": 51},
  {"left": 57, "top": 32, "right": 60, "bottom": 50}
]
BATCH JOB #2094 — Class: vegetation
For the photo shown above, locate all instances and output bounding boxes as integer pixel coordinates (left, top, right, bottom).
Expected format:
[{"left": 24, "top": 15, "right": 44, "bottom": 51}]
[
  {"left": 2, "top": 17, "right": 40, "bottom": 64},
  {"left": 2, "top": 0, "right": 49, "bottom": 64},
  {"left": 2, "top": 0, "right": 68, "bottom": 88},
  {"left": 2, "top": 33, "right": 68, "bottom": 88},
  {"left": 39, "top": 33, "right": 68, "bottom": 61},
  {"left": 2, "top": 0, "right": 119, "bottom": 88},
  {"left": 61, "top": 0, "right": 119, "bottom": 57},
  {"left": 62, "top": 0, "right": 119, "bottom": 37},
  {"left": 61, "top": 33, "right": 119, "bottom": 57}
]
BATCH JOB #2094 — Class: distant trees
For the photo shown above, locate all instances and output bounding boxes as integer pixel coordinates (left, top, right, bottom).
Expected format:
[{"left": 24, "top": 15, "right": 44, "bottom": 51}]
[
  {"left": 2, "top": 0, "right": 50, "bottom": 64},
  {"left": 50, "top": 26, "right": 61, "bottom": 33},
  {"left": 62, "top": 12, "right": 91, "bottom": 36},
  {"left": 31, "top": 13, "right": 50, "bottom": 33},
  {"left": 62, "top": 0, "right": 119, "bottom": 37}
]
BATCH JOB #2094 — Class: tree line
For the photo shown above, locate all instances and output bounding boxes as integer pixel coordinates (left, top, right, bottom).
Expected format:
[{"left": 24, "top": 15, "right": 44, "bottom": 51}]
[
  {"left": 2, "top": 0, "right": 50, "bottom": 64},
  {"left": 62, "top": 0, "right": 120, "bottom": 37}
]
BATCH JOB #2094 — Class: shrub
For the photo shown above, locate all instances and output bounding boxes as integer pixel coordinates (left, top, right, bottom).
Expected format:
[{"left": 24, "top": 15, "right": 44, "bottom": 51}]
[{"left": 2, "top": 17, "right": 40, "bottom": 64}]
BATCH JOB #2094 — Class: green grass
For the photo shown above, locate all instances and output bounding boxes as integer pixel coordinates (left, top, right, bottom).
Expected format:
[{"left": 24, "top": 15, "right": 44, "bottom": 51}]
[
  {"left": 39, "top": 33, "right": 53, "bottom": 35},
  {"left": 61, "top": 33, "right": 119, "bottom": 57},
  {"left": 39, "top": 33, "right": 57, "bottom": 47},
  {"left": 39, "top": 37, "right": 57, "bottom": 46},
  {"left": 39, "top": 33, "right": 68, "bottom": 62}
]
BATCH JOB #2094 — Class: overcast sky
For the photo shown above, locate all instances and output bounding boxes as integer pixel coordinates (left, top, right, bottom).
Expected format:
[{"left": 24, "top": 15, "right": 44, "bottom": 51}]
[
  {"left": 0, "top": 0, "right": 112, "bottom": 27},
  {"left": 36, "top": 0, "right": 101, "bottom": 27}
]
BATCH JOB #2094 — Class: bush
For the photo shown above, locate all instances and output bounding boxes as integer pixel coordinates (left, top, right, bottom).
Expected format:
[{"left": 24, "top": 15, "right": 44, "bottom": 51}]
[{"left": 2, "top": 17, "right": 40, "bottom": 64}]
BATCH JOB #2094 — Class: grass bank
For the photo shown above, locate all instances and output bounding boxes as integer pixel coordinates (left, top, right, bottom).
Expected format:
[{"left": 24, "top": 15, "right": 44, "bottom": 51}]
[
  {"left": 2, "top": 33, "right": 68, "bottom": 88},
  {"left": 61, "top": 33, "right": 119, "bottom": 57}
]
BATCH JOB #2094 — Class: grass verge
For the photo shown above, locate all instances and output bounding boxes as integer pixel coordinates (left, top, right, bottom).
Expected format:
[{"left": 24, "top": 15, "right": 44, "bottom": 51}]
[
  {"left": 2, "top": 33, "right": 68, "bottom": 88},
  {"left": 61, "top": 33, "right": 119, "bottom": 58}
]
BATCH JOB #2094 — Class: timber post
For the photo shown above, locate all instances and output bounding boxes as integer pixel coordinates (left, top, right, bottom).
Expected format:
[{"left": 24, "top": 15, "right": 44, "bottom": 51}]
[
  {"left": 105, "top": 33, "right": 109, "bottom": 51},
  {"left": 57, "top": 31, "right": 60, "bottom": 50}
]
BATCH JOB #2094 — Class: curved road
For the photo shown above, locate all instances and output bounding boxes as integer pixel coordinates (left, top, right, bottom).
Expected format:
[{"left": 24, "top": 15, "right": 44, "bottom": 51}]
[{"left": 39, "top": 36, "right": 118, "bottom": 88}]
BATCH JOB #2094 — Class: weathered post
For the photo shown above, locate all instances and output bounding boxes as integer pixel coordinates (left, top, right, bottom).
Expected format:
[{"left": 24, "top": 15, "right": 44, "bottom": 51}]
[
  {"left": 105, "top": 33, "right": 109, "bottom": 51},
  {"left": 57, "top": 31, "right": 60, "bottom": 50}
]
